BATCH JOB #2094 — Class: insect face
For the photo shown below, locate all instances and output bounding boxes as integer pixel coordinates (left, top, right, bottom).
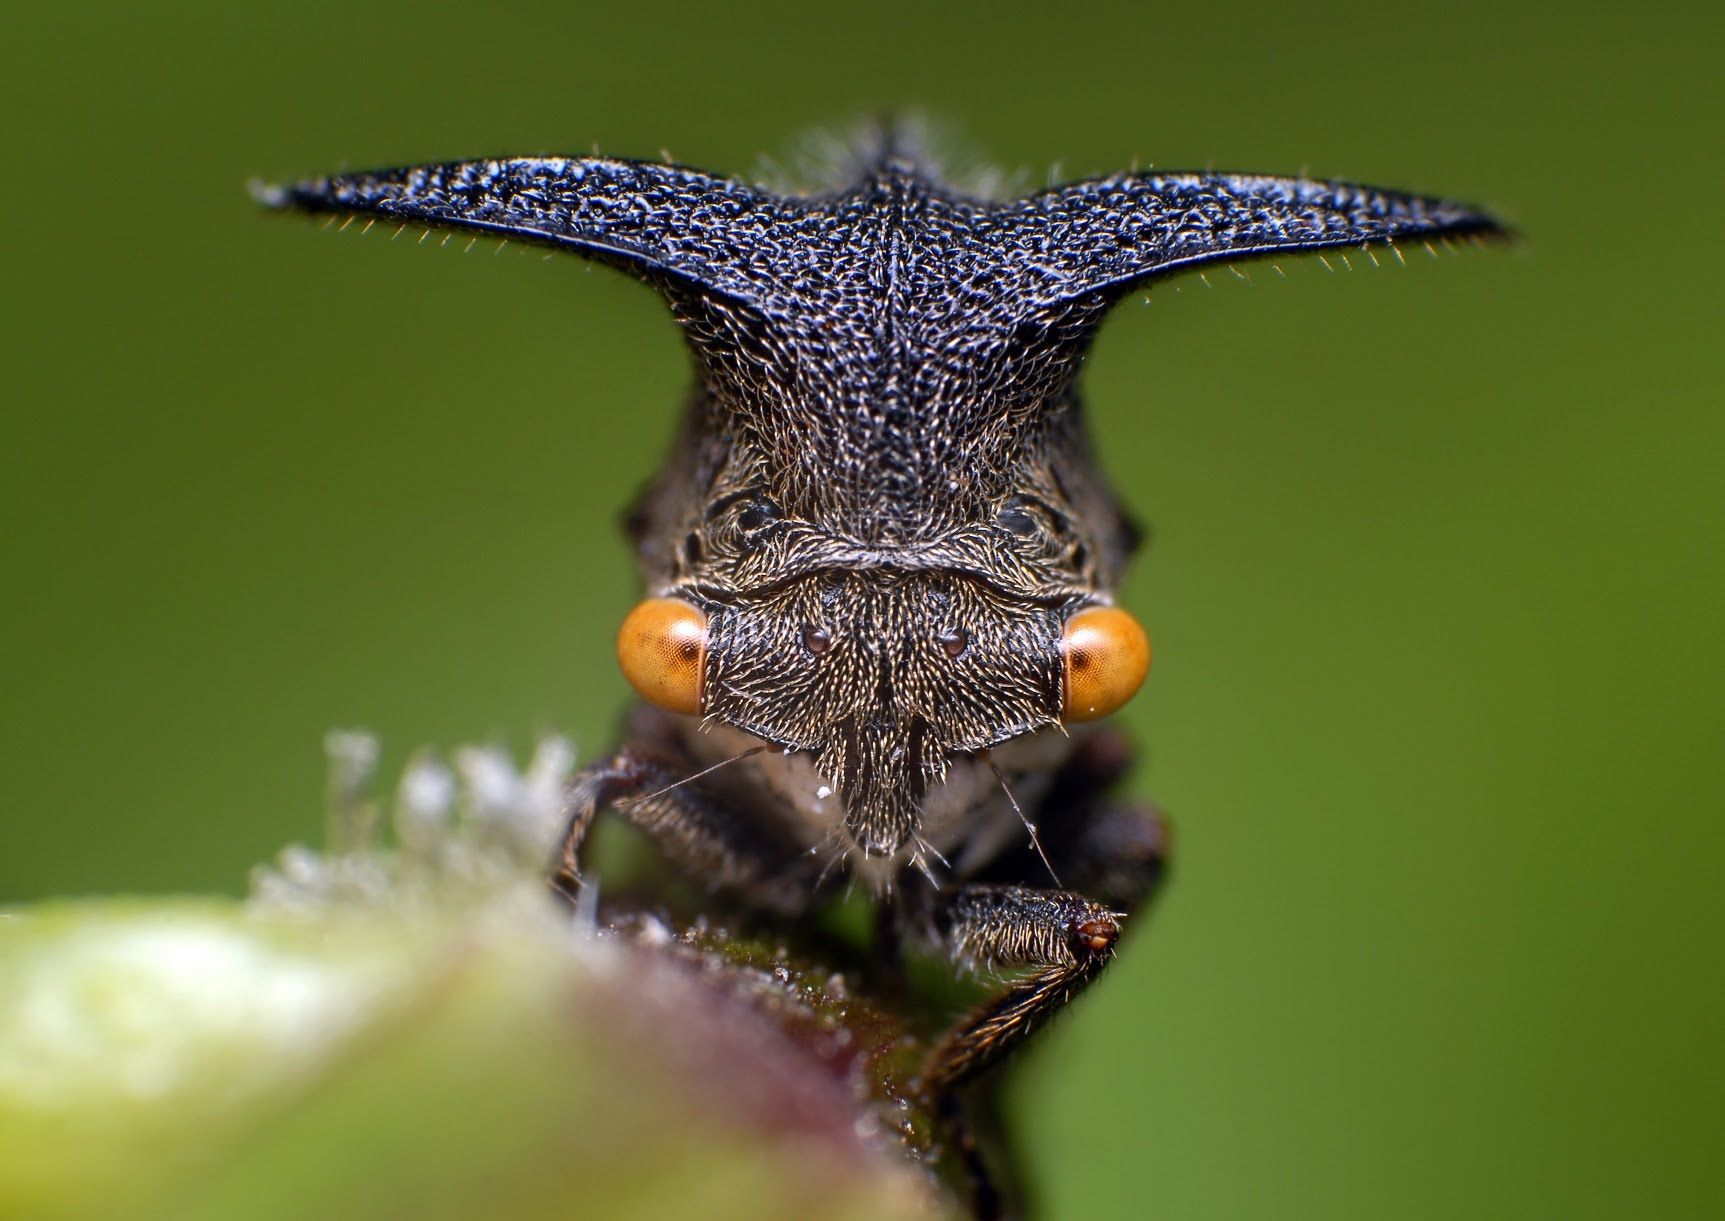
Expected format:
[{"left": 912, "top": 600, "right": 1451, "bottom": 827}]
[
  {"left": 621, "top": 574, "right": 1152, "bottom": 858},
  {"left": 700, "top": 570, "right": 1066, "bottom": 857}
]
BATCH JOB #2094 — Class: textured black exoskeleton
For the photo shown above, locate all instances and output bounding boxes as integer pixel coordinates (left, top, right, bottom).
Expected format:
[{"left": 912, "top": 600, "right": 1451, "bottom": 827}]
[{"left": 259, "top": 124, "right": 1503, "bottom": 1213}]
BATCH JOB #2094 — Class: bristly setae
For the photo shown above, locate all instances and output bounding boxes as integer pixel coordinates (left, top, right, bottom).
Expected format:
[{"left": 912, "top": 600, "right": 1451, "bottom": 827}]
[{"left": 257, "top": 123, "right": 1503, "bottom": 1215}]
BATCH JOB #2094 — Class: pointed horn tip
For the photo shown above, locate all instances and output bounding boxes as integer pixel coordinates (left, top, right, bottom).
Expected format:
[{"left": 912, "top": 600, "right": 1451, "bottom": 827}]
[
  {"left": 246, "top": 177, "right": 294, "bottom": 210},
  {"left": 247, "top": 176, "right": 337, "bottom": 213},
  {"left": 1481, "top": 216, "right": 1521, "bottom": 245},
  {"left": 1448, "top": 214, "right": 1521, "bottom": 251},
  {"left": 1447, "top": 200, "right": 1518, "bottom": 244}
]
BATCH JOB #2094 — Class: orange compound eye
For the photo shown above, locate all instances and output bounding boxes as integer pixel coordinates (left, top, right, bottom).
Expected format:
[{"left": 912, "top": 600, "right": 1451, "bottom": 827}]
[
  {"left": 1061, "top": 605, "right": 1151, "bottom": 722},
  {"left": 617, "top": 598, "right": 708, "bottom": 716}
]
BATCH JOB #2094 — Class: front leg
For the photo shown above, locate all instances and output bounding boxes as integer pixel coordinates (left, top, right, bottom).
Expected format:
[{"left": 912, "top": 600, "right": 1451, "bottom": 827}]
[
  {"left": 922, "top": 731, "right": 1171, "bottom": 1097},
  {"left": 552, "top": 747, "right": 813, "bottom": 916},
  {"left": 920, "top": 883, "right": 1122, "bottom": 1095}
]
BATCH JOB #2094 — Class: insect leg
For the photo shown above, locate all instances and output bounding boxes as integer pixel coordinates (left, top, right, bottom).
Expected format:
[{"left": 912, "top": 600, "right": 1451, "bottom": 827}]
[
  {"left": 919, "top": 883, "right": 1122, "bottom": 1095},
  {"left": 945, "top": 1076, "right": 1035, "bottom": 1221},
  {"left": 933, "top": 735, "right": 1171, "bottom": 1213},
  {"left": 552, "top": 748, "right": 812, "bottom": 915}
]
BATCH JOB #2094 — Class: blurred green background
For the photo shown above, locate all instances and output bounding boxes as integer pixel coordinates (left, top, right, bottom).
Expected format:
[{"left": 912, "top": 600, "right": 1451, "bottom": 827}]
[{"left": 4, "top": 1, "right": 1720, "bottom": 1217}]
